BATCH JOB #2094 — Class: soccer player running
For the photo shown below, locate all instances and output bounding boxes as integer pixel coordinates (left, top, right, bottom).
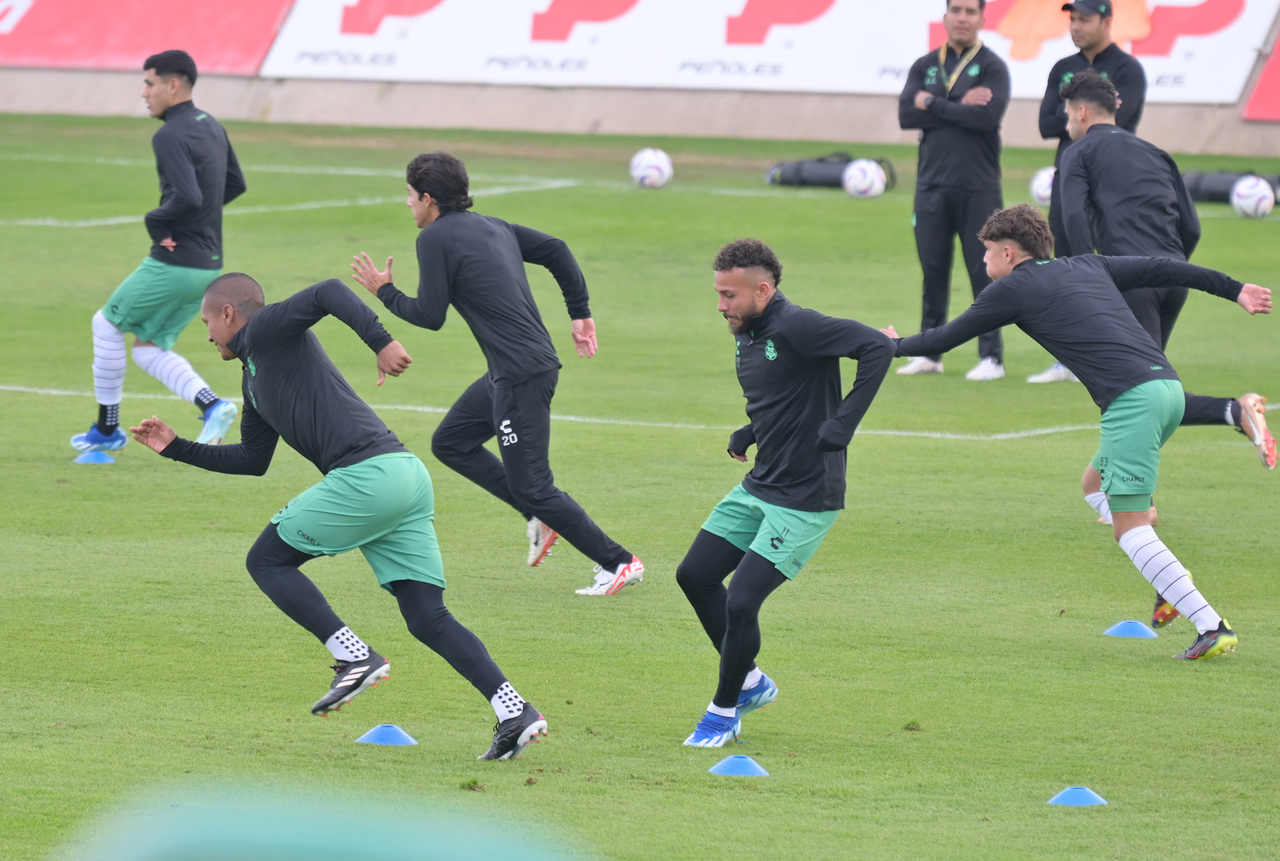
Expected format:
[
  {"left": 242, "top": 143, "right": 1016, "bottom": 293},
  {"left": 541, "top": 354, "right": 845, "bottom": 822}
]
[
  {"left": 73, "top": 50, "right": 244, "bottom": 455},
  {"left": 1029, "top": 0, "right": 1146, "bottom": 383},
  {"left": 130, "top": 273, "right": 547, "bottom": 761},
  {"left": 898, "top": 0, "right": 1010, "bottom": 381},
  {"left": 884, "top": 205, "right": 1272, "bottom": 660},
  {"left": 351, "top": 151, "right": 642, "bottom": 596},
  {"left": 677, "top": 240, "right": 894, "bottom": 747}
]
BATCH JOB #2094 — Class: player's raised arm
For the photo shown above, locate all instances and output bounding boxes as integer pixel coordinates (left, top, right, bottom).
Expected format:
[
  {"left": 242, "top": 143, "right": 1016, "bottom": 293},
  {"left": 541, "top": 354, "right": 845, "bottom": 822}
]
[
  {"left": 512, "top": 224, "right": 596, "bottom": 356},
  {"left": 1099, "top": 256, "right": 1254, "bottom": 304},
  {"left": 262, "top": 279, "right": 398, "bottom": 359},
  {"left": 133, "top": 403, "right": 279, "bottom": 476}
]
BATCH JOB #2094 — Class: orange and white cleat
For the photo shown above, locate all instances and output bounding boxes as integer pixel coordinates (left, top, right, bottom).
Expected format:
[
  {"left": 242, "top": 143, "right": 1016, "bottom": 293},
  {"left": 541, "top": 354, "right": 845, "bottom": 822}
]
[
  {"left": 575, "top": 555, "right": 644, "bottom": 596},
  {"left": 526, "top": 518, "right": 558, "bottom": 567},
  {"left": 1238, "top": 393, "right": 1276, "bottom": 470}
]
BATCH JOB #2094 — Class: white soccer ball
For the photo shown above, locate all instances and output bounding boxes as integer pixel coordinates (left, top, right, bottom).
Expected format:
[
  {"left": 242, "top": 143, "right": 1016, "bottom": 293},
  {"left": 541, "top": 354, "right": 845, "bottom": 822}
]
[
  {"left": 1230, "top": 175, "right": 1275, "bottom": 219},
  {"left": 629, "top": 148, "right": 673, "bottom": 188},
  {"left": 841, "top": 159, "right": 887, "bottom": 199},
  {"left": 1031, "top": 166, "right": 1056, "bottom": 206}
]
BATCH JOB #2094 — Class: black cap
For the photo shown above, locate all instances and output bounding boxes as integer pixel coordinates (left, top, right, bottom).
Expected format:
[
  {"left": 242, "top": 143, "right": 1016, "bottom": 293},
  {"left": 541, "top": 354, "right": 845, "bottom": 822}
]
[{"left": 1062, "top": 0, "right": 1113, "bottom": 16}]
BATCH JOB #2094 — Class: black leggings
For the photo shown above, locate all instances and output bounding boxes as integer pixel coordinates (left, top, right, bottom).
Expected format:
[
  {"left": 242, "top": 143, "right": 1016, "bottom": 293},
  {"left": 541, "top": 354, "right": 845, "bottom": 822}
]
[
  {"left": 675, "top": 530, "right": 787, "bottom": 709},
  {"left": 245, "top": 524, "right": 507, "bottom": 700}
]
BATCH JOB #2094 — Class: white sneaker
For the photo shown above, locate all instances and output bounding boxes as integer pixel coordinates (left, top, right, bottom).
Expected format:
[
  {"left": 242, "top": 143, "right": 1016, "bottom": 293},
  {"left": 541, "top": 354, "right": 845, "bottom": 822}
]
[
  {"left": 575, "top": 555, "right": 644, "bottom": 596},
  {"left": 1026, "top": 362, "right": 1078, "bottom": 383},
  {"left": 896, "top": 357, "right": 944, "bottom": 375},
  {"left": 965, "top": 357, "right": 1005, "bottom": 381},
  {"left": 526, "top": 518, "right": 558, "bottom": 567}
]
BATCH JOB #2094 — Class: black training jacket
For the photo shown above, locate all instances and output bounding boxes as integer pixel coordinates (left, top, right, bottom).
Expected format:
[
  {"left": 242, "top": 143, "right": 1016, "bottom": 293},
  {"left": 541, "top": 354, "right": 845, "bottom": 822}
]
[
  {"left": 1040, "top": 43, "right": 1146, "bottom": 168},
  {"left": 144, "top": 101, "right": 246, "bottom": 270},
  {"left": 377, "top": 210, "right": 591, "bottom": 388},
  {"left": 730, "top": 292, "right": 894, "bottom": 513},
  {"left": 161, "top": 280, "right": 405, "bottom": 475},
  {"left": 899, "top": 43, "right": 1009, "bottom": 192},
  {"left": 894, "top": 256, "right": 1242, "bottom": 412},
  {"left": 1058, "top": 124, "right": 1200, "bottom": 263}
]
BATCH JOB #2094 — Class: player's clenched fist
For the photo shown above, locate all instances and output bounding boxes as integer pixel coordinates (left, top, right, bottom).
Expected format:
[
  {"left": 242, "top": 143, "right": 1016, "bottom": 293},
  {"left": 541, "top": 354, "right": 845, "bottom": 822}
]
[
  {"left": 130, "top": 416, "right": 177, "bottom": 453},
  {"left": 376, "top": 340, "right": 412, "bottom": 386}
]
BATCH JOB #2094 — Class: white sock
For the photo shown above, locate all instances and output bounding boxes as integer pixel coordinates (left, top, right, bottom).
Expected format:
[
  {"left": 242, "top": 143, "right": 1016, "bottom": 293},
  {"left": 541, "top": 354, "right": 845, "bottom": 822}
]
[
  {"left": 92, "top": 310, "right": 127, "bottom": 406},
  {"left": 707, "top": 702, "right": 736, "bottom": 718},
  {"left": 1118, "top": 526, "right": 1221, "bottom": 634},
  {"left": 742, "top": 667, "right": 763, "bottom": 690},
  {"left": 131, "top": 344, "right": 210, "bottom": 405},
  {"left": 1084, "top": 492, "right": 1112, "bottom": 525},
  {"left": 324, "top": 626, "right": 370, "bottom": 662},
  {"left": 491, "top": 682, "right": 526, "bottom": 721}
]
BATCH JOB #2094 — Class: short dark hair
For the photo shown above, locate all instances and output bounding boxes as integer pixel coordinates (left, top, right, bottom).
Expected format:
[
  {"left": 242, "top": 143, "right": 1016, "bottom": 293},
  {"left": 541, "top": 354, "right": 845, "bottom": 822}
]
[
  {"left": 143, "top": 50, "right": 198, "bottom": 87},
  {"left": 977, "top": 205, "right": 1054, "bottom": 260},
  {"left": 713, "top": 238, "right": 782, "bottom": 288},
  {"left": 1058, "top": 68, "right": 1117, "bottom": 114},
  {"left": 947, "top": 0, "right": 986, "bottom": 11},
  {"left": 406, "top": 152, "right": 473, "bottom": 213},
  {"left": 204, "top": 272, "right": 265, "bottom": 317}
]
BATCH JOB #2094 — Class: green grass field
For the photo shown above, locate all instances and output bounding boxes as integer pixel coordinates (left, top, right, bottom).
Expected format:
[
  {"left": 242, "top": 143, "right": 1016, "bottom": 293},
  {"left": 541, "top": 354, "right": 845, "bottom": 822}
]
[{"left": 2, "top": 113, "right": 1278, "bottom": 861}]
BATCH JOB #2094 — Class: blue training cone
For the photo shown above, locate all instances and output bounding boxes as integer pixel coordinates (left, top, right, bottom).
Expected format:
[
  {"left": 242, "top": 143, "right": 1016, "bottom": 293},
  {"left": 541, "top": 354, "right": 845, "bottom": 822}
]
[
  {"left": 708, "top": 755, "right": 768, "bottom": 777},
  {"left": 1048, "top": 786, "right": 1107, "bottom": 806},
  {"left": 74, "top": 451, "right": 115, "bottom": 464},
  {"left": 1104, "top": 620, "right": 1158, "bottom": 638},
  {"left": 355, "top": 724, "right": 418, "bottom": 746}
]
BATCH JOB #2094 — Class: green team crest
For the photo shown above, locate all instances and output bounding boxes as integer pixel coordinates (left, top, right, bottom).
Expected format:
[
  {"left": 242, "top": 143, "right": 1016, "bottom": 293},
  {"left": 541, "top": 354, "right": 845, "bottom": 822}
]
[
  {"left": 765, "top": 340, "right": 778, "bottom": 361},
  {"left": 967, "top": 64, "right": 980, "bottom": 76}
]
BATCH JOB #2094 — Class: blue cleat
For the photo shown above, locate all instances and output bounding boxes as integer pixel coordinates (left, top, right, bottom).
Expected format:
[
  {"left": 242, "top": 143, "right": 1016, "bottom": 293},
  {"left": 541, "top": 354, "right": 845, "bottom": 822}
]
[
  {"left": 71, "top": 423, "right": 127, "bottom": 453},
  {"left": 196, "top": 399, "right": 237, "bottom": 445},
  {"left": 682, "top": 710, "right": 741, "bottom": 748},
  {"left": 736, "top": 673, "right": 778, "bottom": 716}
]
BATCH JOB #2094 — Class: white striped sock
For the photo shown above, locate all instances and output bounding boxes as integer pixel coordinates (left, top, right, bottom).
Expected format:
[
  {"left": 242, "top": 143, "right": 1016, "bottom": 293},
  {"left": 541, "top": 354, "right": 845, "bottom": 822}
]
[
  {"left": 1084, "top": 492, "right": 1112, "bottom": 525},
  {"left": 91, "top": 310, "right": 126, "bottom": 405},
  {"left": 1118, "top": 525, "right": 1221, "bottom": 634},
  {"left": 131, "top": 345, "right": 210, "bottom": 405}
]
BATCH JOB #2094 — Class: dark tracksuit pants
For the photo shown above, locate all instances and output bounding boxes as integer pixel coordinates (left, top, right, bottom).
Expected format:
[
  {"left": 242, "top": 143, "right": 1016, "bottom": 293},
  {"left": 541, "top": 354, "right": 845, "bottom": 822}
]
[
  {"left": 914, "top": 185, "right": 1004, "bottom": 363},
  {"left": 431, "top": 368, "right": 630, "bottom": 569}
]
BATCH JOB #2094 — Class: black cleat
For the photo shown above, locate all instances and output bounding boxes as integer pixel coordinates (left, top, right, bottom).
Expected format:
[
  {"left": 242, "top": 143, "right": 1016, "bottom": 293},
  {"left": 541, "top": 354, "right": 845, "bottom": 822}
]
[
  {"left": 311, "top": 651, "right": 389, "bottom": 716},
  {"left": 1173, "top": 620, "right": 1238, "bottom": 660},
  {"left": 477, "top": 702, "right": 547, "bottom": 760}
]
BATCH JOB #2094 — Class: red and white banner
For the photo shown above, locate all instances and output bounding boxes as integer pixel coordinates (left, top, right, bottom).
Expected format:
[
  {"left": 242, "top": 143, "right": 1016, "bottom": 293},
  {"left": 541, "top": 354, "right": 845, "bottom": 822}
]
[{"left": 258, "top": 0, "right": 1280, "bottom": 104}]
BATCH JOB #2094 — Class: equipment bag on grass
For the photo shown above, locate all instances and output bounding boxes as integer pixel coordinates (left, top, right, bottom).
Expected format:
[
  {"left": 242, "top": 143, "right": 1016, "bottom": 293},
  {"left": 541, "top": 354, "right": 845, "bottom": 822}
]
[{"left": 766, "top": 153, "right": 897, "bottom": 190}]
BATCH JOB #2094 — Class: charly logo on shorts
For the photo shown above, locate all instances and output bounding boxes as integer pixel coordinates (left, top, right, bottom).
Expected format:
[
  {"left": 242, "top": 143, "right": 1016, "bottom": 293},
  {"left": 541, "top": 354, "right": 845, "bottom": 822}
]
[{"left": 765, "top": 340, "right": 777, "bottom": 361}]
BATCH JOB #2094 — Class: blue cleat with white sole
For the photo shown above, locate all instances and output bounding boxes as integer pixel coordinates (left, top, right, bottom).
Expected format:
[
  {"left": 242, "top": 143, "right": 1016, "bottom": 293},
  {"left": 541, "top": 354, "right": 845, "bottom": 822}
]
[
  {"left": 682, "top": 710, "right": 741, "bottom": 748},
  {"left": 196, "top": 399, "right": 237, "bottom": 445},
  {"left": 736, "top": 673, "right": 778, "bottom": 716},
  {"left": 71, "top": 423, "right": 128, "bottom": 453}
]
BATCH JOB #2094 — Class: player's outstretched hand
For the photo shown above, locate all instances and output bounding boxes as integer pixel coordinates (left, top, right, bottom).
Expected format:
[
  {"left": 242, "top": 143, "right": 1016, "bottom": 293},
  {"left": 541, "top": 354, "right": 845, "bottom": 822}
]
[
  {"left": 377, "top": 340, "right": 412, "bottom": 386},
  {"left": 351, "top": 253, "right": 394, "bottom": 295},
  {"left": 961, "top": 86, "right": 993, "bottom": 106},
  {"left": 1237, "top": 284, "right": 1272, "bottom": 315},
  {"left": 879, "top": 325, "right": 899, "bottom": 338},
  {"left": 130, "top": 416, "right": 177, "bottom": 453},
  {"left": 572, "top": 318, "right": 598, "bottom": 358}
]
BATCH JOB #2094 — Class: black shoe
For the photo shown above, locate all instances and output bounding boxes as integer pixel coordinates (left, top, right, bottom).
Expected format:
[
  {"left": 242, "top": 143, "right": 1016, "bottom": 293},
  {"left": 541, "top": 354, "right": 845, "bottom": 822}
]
[
  {"left": 311, "top": 651, "right": 389, "bottom": 716},
  {"left": 477, "top": 702, "right": 548, "bottom": 760},
  {"left": 1173, "top": 620, "right": 1238, "bottom": 660}
]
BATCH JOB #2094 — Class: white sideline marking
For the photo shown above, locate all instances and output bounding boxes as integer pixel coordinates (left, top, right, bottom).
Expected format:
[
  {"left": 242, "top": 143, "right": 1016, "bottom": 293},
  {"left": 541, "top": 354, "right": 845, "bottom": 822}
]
[{"left": 1, "top": 383, "right": 1111, "bottom": 439}]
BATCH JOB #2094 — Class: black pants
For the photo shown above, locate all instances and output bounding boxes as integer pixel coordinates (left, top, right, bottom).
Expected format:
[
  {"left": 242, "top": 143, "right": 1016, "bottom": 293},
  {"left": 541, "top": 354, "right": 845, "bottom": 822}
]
[
  {"left": 431, "top": 368, "right": 630, "bottom": 569},
  {"left": 676, "top": 530, "right": 788, "bottom": 710},
  {"left": 245, "top": 524, "right": 507, "bottom": 700},
  {"left": 913, "top": 185, "right": 1004, "bottom": 363}
]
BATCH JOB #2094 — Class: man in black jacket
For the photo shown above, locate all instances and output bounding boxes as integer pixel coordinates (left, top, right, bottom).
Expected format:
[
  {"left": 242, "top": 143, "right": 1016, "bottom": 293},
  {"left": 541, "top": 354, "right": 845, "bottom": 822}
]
[
  {"left": 352, "top": 152, "right": 642, "bottom": 597},
  {"left": 884, "top": 205, "right": 1272, "bottom": 661},
  {"left": 74, "top": 50, "right": 246, "bottom": 455},
  {"left": 676, "top": 239, "right": 894, "bottom": 747},
  {"left": 130, "top": 274, "right": 547, "bottom": 761},
  {"left": 898, "top": 0, "right": 1009, "bottom": 381}
]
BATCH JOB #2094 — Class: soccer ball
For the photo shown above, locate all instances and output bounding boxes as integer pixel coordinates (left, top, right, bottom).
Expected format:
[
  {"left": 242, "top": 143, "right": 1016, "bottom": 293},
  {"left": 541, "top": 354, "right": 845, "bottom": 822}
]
[
  {"left": 629, "top": 148, "right": 673, "bottom": 188},
  {"left": 1030, "top": 166, "right": 1056, "bottom": 206},
  {"left": 1230, "top": 175, "right": 1275, "bottom": 218},
  {"left": 841, "top": 159, "right": 887, "bottom": 198}
]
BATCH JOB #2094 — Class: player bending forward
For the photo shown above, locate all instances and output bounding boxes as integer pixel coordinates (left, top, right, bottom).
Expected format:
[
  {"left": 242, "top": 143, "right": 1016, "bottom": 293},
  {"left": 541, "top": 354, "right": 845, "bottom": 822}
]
[
  {"left": 130, "top": 273, "right": 546, "bottom": 760},
  {"left": 886, "top": 205, "right": 1271, "bottom": 659},
  {"left": 677, "top": 239, "right": 894, "bottom": 747}
]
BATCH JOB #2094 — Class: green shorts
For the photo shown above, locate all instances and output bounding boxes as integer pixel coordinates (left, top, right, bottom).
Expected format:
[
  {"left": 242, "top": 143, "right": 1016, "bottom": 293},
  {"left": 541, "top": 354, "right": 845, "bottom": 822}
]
[
  {"left": 701, "top": 484, "right": 839, "bottom": 579},
  {"left": 271, "top": 452, "right": 445, "bottom": 591},
  {"left": 102, "top": 257, "right": 221, "bottom": 351},
  {"left": 1091, "top": 378, "right": 1185, "bottom": 513}
]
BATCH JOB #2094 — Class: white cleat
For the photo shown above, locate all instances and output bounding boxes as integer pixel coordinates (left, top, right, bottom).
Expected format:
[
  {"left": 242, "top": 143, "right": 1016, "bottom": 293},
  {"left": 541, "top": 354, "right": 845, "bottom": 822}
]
[
  {"left": 1026, "top": 362, "right": 1079, "bottom": 383},
  {"left": 526, "top": 518, "right": 558, "bottom": 567},
  {"left": 896, "top": 357, "right": 944, "bottom": 376},
  {"left": 965, "top": 357, "right": 1005, "bottom": 381},
  {"left": 575, "top": 555, "right": 644, "bottom": 596}
]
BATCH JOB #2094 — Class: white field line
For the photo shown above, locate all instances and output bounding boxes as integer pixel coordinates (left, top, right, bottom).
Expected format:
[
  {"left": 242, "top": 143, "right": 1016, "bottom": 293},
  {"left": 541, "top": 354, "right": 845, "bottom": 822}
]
[{"left": 0, "top": 383, "right": 1116, "bottom": 439}]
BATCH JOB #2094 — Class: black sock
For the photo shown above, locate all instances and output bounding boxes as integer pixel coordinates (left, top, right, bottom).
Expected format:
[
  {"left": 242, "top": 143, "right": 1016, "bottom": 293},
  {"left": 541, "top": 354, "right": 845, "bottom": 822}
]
[
  {"left": 98, "top": 403, "right": 119, "bottom": 435},
  {"left": 194, "top": 387, "right": 219, "bottom": 414},
  {"left": 1230, "top": 399, "right": 1243, "bottom": 428}
]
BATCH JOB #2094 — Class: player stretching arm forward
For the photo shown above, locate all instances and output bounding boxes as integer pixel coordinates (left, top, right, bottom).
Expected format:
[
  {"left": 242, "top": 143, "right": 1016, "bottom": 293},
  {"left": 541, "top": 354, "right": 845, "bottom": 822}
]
[
  {"left": 884, "top": 205, "right": 1272, "bottom": 660},
  {"left": 677, "top": 239, "right": 894, "bottom": 747},
  {"left": 130, "top": 274, "right": 546, "bottom": 761},
  {"left": 351, "top": 151, "right": 643, "bottom": 596}
]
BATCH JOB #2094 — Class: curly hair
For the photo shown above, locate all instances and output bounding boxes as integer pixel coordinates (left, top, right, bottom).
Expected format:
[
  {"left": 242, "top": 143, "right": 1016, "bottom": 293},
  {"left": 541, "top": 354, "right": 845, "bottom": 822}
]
[
  {"left": 977, "top": 204, "right": 1054, "bottom": 260},
  {"left": 713, "top": 238, "right": 782, "bottom": 287},
  {"left": 1059, "top": 68, "right": 1117, "bottom": 115},
  {"left": 406, "top": 151, "right": 474, "bottom": 213}
]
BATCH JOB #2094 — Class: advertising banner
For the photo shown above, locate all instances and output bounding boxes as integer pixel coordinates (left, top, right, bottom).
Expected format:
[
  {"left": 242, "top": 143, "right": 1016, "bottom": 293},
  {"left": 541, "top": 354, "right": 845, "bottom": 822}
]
[{"left": 259, "top": 0, "right": 1280, "bottom": 104}]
